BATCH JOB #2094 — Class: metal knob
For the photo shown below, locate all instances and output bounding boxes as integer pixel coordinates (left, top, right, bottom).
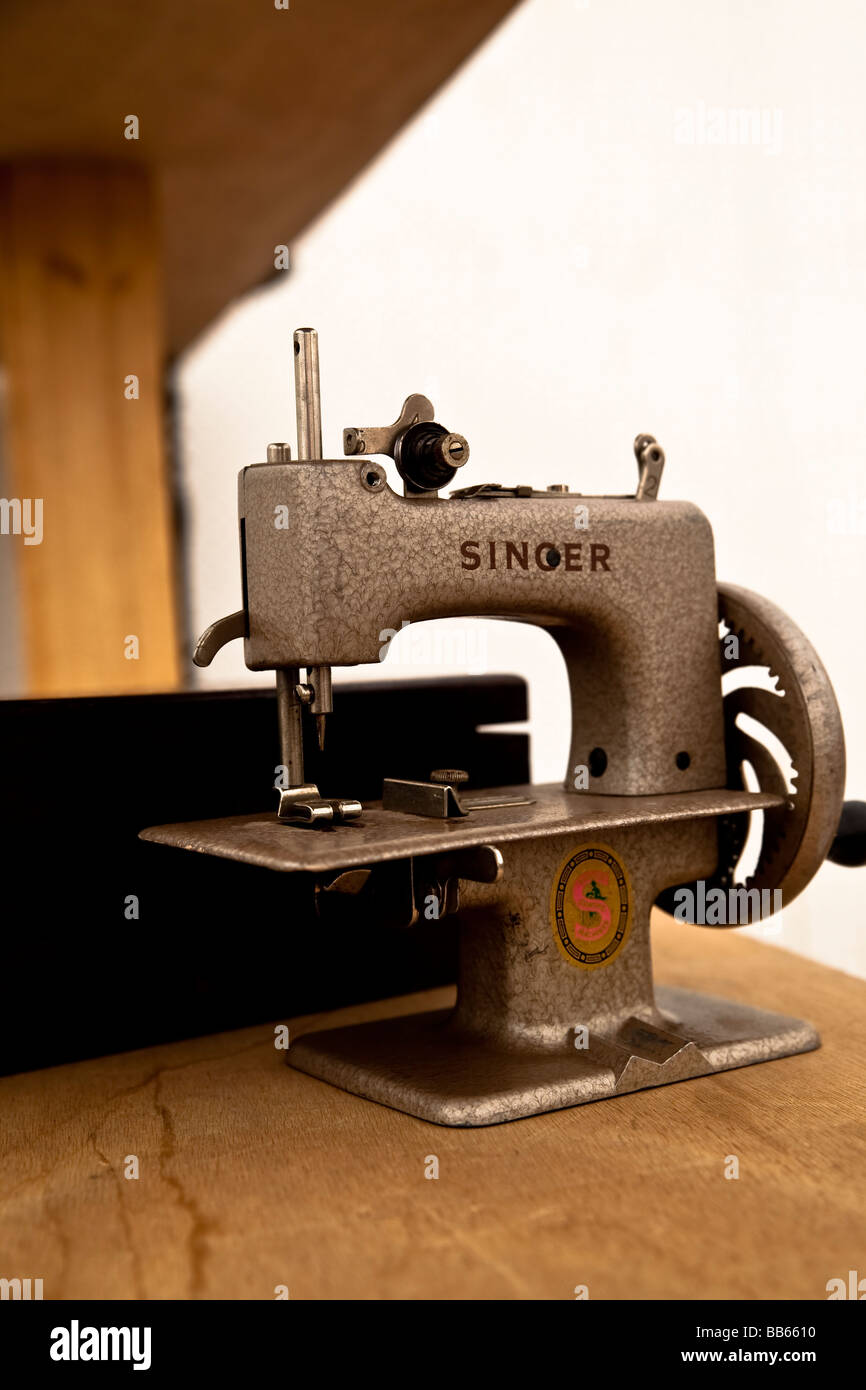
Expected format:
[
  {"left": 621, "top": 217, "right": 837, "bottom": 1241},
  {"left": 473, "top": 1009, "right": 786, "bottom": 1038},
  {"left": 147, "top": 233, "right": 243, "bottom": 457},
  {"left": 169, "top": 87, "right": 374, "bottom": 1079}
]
[
  {"left": 395, "top": 422, "right": 470, "bottom": 493},
  {"left": 430, "top": 769, "right": 469, "bottom": 786},
  {"left": 266, "top": 442, "right": 292, "bottom": 462}
]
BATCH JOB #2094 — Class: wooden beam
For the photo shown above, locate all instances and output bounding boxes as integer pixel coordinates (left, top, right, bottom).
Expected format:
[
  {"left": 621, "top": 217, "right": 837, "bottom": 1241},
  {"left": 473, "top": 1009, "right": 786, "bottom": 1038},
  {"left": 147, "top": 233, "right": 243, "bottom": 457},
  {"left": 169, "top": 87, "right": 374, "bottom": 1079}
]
[
  {"left": 0, "top": 0, "right": 520, "bottom": 353},
  {"left": 0, "top": 164, "right": 181, "bottom": 695}
]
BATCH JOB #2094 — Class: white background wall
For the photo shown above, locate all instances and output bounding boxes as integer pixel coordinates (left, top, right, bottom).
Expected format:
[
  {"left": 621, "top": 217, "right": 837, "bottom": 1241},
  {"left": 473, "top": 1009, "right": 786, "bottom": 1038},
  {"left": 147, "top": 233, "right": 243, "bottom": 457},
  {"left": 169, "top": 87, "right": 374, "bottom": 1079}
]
[{"left": 179, "top": 0, "right": 866, "bottom": 977}]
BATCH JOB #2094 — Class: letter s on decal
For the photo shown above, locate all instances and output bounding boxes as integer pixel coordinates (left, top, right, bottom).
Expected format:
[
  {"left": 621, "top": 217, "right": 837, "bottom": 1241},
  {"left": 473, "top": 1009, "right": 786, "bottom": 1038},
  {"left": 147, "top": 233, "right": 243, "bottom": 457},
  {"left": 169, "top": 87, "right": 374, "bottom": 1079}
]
[{"left": 461, "top": 540, "right": 481, "bottom": 571}]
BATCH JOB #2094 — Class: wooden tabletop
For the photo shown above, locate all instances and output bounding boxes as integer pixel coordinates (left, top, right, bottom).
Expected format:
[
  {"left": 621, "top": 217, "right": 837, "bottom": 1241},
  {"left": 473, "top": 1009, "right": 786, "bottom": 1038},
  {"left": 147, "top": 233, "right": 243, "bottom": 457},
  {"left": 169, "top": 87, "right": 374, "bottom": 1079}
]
[{"left": 2, "top": 917, "right": 864, "bottom": 1301}]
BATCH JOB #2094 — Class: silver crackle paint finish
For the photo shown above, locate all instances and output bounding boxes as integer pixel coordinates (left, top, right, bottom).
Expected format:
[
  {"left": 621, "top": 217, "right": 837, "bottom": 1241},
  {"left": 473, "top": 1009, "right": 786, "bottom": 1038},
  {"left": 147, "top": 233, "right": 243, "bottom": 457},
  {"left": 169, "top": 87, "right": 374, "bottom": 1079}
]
[
  {"left": 285, "top": 817, "right": 818, "bottom": 1126},
  {"left": 142, "top": 430, "right": 845, "bottom": 1125},
  {"left": 240, "top": 463, "right": 727, "bottom": 797}
]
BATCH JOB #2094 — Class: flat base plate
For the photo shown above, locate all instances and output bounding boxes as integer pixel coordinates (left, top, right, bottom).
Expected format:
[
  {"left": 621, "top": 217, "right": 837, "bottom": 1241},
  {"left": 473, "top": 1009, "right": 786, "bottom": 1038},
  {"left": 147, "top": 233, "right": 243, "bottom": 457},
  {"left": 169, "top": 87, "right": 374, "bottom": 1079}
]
[
  {"left": 140, "top": 784, "right": 781, "bottom": 874},
  {"left": 287, "top": 986, "right": 819, "bottom": 1126}
]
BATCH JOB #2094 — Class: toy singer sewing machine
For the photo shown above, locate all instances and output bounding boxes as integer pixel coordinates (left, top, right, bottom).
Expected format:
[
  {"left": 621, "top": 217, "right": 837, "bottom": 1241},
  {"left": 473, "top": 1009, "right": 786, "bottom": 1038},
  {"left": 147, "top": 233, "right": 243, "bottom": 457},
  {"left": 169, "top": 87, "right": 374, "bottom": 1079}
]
[{"left": 142, "top": 327, "right": 864, "bottom": 1126}]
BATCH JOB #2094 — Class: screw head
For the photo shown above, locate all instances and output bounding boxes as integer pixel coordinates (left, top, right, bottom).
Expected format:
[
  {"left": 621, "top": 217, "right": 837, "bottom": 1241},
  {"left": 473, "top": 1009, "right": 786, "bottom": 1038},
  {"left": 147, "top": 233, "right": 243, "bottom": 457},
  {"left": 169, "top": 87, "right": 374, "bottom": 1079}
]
[
  {"left": 359, "top": 461, "right": 386, "bottom": 491},
  {"left": 439, "top": 433, "right": 469, "bottom": 467}
]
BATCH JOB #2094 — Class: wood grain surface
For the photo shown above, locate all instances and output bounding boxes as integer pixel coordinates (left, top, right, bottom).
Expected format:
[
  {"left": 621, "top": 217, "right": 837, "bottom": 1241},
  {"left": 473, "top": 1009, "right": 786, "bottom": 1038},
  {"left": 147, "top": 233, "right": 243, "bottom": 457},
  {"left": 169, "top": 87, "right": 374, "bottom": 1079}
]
[
  {"left": 1, "top": 916, "right": 864, "bottom": 1301},
  {"left": 0, "top": 164, "right": 181, "bottom": 695}
]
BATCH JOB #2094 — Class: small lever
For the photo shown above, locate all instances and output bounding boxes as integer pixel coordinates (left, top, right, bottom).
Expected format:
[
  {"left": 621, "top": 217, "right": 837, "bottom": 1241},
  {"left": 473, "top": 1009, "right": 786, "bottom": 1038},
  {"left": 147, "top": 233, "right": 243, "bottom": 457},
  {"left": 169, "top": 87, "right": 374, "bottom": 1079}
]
[
  {"left": 343, "top": 395, "right": 435, "bottom": 458},
  {"left": 193, "top": 610, "right": 245, "bottom": 666},
  {"left": 634, "top": 434, "right": 665, "bottom": 500}
]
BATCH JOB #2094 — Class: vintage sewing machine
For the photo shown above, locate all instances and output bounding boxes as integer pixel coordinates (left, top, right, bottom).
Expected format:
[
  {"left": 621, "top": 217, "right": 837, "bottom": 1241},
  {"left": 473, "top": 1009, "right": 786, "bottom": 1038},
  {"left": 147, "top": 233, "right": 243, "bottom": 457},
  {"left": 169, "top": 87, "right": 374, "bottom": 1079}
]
[{"left": 142, "top": 327, "right": 863, "bottom": 1126}]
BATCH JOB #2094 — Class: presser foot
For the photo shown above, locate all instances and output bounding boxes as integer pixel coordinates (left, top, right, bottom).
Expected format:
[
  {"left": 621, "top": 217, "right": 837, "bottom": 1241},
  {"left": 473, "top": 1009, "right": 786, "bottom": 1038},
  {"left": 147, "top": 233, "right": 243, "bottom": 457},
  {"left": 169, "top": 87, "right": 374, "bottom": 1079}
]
[
  {"left": 277, "top": 783, "right": 362, "bottom": 826},
  {"left": 285, "top": 990, "right": 818, "bottom": 1128}
]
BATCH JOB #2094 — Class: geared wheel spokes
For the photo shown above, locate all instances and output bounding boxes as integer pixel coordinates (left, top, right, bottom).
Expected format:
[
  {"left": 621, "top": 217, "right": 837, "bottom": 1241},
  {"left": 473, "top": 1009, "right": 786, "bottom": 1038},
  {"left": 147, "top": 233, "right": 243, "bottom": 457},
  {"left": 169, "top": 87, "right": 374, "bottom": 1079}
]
[{"left": 658, "top": 583, "right": 845, "bottom": 923}]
